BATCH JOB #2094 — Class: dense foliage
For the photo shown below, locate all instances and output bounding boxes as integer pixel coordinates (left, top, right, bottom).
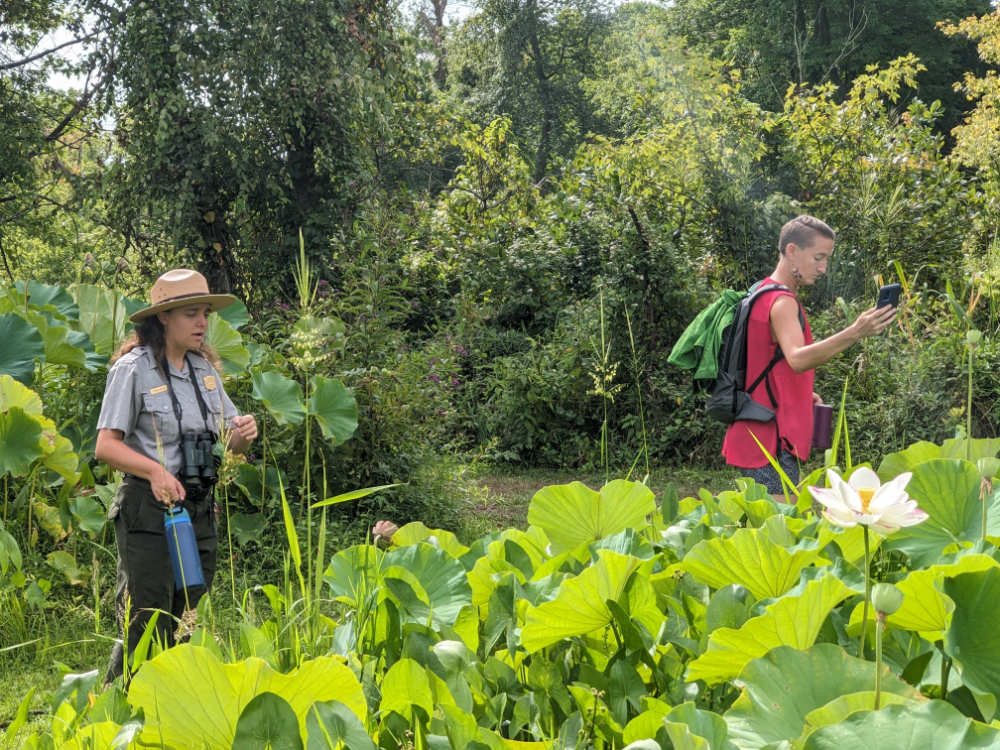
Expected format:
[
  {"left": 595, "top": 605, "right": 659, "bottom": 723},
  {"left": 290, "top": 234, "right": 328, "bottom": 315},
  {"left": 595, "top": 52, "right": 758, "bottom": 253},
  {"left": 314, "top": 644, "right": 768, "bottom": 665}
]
[
  {"left": 10, "top": 440, "right": 1000, "bottom": 748},
  {"left": 8, "top": 0, "right": 1000, "bottom": 743}
]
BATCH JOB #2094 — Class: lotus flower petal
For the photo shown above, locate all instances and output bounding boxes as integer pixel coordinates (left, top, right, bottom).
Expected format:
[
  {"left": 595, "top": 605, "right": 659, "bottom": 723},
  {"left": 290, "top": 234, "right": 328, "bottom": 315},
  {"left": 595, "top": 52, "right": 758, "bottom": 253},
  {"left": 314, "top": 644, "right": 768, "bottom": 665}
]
[{"left": 809, "top": 468, "right": 926, "bottom": 536}]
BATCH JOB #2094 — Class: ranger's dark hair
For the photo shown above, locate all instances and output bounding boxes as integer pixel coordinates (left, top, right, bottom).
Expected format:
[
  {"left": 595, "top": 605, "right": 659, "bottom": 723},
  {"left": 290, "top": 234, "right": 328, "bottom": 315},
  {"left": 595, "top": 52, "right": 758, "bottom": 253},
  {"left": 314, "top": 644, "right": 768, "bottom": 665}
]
[{"left": 779, "top": 215, "right": 835, "bottom": 255}]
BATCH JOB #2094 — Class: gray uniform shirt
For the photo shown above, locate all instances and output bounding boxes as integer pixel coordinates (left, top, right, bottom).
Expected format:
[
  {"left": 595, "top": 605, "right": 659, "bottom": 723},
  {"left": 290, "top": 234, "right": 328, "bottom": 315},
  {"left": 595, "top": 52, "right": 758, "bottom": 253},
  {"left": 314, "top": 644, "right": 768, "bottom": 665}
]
[{"left": 97, "top": 346, "right": 238, "bottom": 476}]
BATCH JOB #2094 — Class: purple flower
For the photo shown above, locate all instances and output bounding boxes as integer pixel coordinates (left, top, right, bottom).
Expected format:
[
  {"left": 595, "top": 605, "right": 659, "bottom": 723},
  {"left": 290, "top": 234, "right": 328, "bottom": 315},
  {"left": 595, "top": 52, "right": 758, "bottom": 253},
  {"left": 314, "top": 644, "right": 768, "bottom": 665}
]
[
  {"left": 429, "top": 357, "right": 439, "bottom": 367},
  {"left": 429, "top": 374, "right": 441, "bottom": 384},
  {"left": 455, "top": 345, "right": 469, "bottom": 356},
  {"left": 451, "top": 376, "right": 461, "bottom": 386}
]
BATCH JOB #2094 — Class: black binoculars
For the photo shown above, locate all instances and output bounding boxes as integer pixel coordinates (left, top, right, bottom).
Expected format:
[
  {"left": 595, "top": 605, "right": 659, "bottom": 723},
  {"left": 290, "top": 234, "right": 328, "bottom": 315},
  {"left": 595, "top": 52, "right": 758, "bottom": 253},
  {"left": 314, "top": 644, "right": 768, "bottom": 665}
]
[{"left": 180, "top": 431, "right": 218, "bottom": 485}]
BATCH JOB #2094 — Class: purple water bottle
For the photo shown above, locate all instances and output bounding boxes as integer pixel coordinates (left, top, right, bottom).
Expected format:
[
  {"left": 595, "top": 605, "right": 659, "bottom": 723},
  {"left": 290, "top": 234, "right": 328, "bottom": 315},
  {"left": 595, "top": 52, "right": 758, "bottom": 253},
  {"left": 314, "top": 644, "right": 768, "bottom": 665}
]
[{"left": 164, "top": 507, "right": 205, "bottom": 590}]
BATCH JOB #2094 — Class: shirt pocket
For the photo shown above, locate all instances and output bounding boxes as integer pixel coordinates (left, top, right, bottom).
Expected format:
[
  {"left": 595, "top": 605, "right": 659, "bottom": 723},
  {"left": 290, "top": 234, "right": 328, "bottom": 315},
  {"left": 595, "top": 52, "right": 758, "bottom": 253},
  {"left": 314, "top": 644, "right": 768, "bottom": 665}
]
[
  {"left": 202, "top": 386, "right": 224, "bottom": 434},
  {"left": 141, "top": 391, "right": 177, "bottom": 445}
]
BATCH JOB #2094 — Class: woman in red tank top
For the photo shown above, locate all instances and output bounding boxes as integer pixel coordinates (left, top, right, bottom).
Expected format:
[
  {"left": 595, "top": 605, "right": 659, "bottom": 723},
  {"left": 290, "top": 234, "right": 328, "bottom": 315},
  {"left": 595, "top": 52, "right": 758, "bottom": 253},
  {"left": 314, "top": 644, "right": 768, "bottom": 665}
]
[{"left": 722, "top": 216, "right": 897, "bottom": 495}]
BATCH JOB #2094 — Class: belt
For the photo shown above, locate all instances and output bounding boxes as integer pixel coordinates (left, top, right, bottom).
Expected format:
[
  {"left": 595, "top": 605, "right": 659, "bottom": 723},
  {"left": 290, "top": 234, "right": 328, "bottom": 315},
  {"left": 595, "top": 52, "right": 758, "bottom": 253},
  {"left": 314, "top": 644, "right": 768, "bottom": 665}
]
[{"left": 122, "top": 473, "right": 215, "bottom": 502}]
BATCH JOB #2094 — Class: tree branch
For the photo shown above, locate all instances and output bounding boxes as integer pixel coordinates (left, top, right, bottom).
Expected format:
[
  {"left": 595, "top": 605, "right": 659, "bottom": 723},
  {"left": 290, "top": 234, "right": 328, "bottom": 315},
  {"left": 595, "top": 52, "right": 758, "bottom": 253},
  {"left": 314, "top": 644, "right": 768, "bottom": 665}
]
[{"left": 1, "top": 33, "right": 97, "bottom": 70}]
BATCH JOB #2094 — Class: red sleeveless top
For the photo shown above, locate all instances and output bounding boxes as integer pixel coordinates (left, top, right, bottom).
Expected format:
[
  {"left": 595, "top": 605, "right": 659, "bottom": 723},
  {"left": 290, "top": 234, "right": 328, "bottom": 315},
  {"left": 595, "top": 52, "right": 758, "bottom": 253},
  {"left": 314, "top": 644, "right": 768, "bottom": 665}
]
[{"left": 721, "top": 278, "right": 814, "bottom": 468}]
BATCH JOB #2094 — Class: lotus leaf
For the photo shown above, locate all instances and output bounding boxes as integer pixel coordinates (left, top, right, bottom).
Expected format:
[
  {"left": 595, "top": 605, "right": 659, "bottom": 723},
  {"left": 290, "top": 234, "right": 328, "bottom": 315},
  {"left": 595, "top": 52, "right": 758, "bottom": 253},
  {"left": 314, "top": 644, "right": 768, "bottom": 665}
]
[
  {"left": 801, "top": 700, "right": 1000, "bottom": 749},
  {"left": 308, "top": 375, "right": 357, "bottom": 446},
  {"left": 71, "top": 283, "right": 129, "bottom": 355},
  {"left": 231, "top": 692, "right": 303, "bottom": 750},
  {"left": 521, "top": 550, "right": 643, "bottom": 653},
  {"left": 15, "top": 280, "right": 79, "bottom": 320},
  {"left": 251, "top": 369, "right": 305, "bottom": 425},
  {"left": 380, "top": 658, "right": 434, "bottom": 721},
  {"left": 682, "top": 527, "right": 823, "bottom": 600},
  {"left": 218, "top": 298, "right": 252, "bottom": 330},
  {"left": 945, "top": 567, "right": 1000, "bottom": 699},
  {"left": 0, "top": 407, "right": 43, "bottom": 476},
  {"left": 686, "top": 573, "right": 853, "bottom": 684},
  {"left": 885, "top": 459, "right": 982, "bottom": 567},
  {"left": 382, "top": 543, "right": 471, "bottom": 628},
  {"left": 800, "top": 691, "right": 917, "bottom": 742},
  {"left": 847, "top": 552, "right": 998, "bottom": 635},
  {"left": 724, "top": 644, "right": 916, "bottom": 748},
  {"left": 393, "top": 522, "right": 470, "bottom": 558},
  {"left": 0, "top": 313, "right": 45, "bottom": 385},
  {"left": 206, "top": 314, "right": 249, "bottom": 374},
  {"left": 128, "top": 645, "right": 366, "bottom": 749},
  {"left": 877, "top": 441, "right": 941, "bottom": 478},
  {"left": 306, "top": 699, "right": 376, "bottom": 750},
  {"left": 527, "top": 479, "right": 655, "bottom": 553}
]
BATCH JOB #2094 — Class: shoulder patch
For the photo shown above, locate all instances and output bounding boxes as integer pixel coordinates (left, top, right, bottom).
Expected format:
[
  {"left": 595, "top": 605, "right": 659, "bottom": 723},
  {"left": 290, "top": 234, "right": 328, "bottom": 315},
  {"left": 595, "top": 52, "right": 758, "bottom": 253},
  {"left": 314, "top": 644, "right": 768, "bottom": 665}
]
[{"left": 203, "top": 375, "right": 217, "bottom": 391}]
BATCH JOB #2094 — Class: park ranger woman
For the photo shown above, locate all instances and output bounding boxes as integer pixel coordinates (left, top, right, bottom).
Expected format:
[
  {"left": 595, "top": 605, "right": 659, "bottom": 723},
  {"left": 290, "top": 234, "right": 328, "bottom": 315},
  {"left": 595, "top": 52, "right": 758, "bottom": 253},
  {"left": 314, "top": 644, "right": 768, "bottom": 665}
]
[{"left": 95, "top": 269, "right": 258, "bottom": 684}]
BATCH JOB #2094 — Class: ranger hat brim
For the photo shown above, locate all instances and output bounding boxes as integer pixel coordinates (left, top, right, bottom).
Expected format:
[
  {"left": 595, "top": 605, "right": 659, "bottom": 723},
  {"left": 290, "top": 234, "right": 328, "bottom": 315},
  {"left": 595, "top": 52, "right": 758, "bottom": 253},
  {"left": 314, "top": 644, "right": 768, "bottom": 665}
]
[{"left": 130, "top": 269, "right": 237, "bottom": 322}]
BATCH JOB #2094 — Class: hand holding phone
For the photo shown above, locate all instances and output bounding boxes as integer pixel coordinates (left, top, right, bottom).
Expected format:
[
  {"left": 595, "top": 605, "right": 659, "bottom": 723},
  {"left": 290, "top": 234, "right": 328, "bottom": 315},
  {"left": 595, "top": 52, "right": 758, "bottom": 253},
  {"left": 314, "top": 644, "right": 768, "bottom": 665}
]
[{"left": 876, "top": 283, "right": 901, "bottom": 309}]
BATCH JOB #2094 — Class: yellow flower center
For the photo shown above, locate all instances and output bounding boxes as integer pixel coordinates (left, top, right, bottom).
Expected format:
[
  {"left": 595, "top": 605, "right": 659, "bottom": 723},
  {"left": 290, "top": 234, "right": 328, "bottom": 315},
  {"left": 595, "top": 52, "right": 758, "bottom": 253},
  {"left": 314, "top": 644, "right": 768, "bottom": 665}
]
[{"left": 858, "top": 487, "right": 875, "bottom": 512}]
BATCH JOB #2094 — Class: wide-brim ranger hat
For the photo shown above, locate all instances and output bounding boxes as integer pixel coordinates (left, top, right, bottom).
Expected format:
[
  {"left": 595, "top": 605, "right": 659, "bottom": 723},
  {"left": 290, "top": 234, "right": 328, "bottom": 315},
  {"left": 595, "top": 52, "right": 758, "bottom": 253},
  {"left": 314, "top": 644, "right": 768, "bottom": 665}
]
[{"left": 129, "top": 269, "right": 237, "bottom": 322}]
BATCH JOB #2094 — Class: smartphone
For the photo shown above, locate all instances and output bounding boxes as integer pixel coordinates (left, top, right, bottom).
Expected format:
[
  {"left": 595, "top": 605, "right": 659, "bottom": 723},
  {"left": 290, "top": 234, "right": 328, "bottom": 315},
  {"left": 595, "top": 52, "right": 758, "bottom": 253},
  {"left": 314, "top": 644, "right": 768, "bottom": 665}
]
[{"left": 876, "top": 283, "right": 901, "bottom": 309}]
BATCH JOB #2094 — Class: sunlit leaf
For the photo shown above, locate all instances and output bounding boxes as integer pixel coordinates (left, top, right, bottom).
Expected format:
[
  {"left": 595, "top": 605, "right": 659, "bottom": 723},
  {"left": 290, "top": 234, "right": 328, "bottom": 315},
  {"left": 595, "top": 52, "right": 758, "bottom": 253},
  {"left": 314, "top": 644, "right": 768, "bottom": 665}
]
[
  {"left": 308, "top": 375, "right": 357, "bottom": 446},
  {"left": 686, "top": 573, "right": 853, "bottom": 684},
  {"left": 724, "top": 644, "right": 916, "bottom": 748},
  {"left": 206, "top": 314, "right": 249, "bottom": 375},
  {"left": 0, "top": 313, "right": 44, "bottom": 385},
  {"left": 801, "top": 700, "right": 1000, "bottom": 749},
  {"left": 251, "top": 369, "right": 305, "bottom": 426},
  {"left": 231, "top": 692, "right": 303, "bottom": 750},
  {"left": 521, "top": 550, "right": 642, "bottom": 653},
  {"left": 128, "top": 645, "right": 366, "bottom": 748},
  {"left": 682, "top": 527, "right": 822, "bottom": 600},
  {"left": 527, "top": 480, "right": 655, "bottom": 553},
  {"left": 944, "top": 567, "right": 1000, "bottom": 699}
]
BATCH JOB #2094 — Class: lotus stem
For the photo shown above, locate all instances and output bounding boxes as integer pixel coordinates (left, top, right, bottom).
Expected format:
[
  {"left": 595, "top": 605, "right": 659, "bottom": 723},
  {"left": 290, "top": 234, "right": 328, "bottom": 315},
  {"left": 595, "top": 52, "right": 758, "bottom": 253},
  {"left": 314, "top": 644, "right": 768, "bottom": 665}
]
[
  {"left": 874, "top": 611, "right": 885, "bottom": 710},
  {"left": 861, "top": 525, "right": 871, "bottom": 657}
]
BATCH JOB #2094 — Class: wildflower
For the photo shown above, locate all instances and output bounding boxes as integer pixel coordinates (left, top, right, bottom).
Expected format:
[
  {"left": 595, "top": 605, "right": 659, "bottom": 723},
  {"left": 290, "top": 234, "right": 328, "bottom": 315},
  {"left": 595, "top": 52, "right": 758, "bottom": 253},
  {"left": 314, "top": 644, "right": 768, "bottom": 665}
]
[
  {"left": 429, "top": 374, "right": 441, "bottom": 384},
  {"left": 809, "top": 467, "right": 927, "bottom": 535}
]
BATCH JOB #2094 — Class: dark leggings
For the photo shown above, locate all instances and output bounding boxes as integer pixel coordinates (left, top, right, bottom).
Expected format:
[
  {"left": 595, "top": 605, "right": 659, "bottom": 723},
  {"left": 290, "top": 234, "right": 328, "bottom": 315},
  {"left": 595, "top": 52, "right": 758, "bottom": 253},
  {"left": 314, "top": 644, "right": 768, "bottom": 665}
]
[
  {"left": 738, "top": 449, "right": 800, "bottom": 495},
  {"left": 105, "top": 476, "right": 217, "bottom": 684}
]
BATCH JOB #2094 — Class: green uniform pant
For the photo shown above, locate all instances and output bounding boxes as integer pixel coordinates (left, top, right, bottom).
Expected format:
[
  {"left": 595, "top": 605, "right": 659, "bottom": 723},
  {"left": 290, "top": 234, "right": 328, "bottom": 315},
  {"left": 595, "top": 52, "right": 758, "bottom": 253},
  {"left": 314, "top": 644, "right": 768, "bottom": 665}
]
[{"left": 105, "top": 476, "right": 217, "bottom": 684}]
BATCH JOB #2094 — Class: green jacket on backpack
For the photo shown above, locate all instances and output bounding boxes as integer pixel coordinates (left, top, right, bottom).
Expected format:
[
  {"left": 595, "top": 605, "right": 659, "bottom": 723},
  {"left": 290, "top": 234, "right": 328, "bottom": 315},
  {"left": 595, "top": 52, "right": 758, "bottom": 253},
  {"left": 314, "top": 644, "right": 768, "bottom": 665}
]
[{"left": 667, "top": 289, "right": 743, "bottom": 380}]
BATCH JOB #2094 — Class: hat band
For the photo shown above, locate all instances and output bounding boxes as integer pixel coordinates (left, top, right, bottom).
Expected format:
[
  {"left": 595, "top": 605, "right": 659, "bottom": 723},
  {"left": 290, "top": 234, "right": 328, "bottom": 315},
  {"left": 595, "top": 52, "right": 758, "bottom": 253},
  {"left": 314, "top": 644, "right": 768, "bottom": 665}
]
[{"left": 153, "top": 291, "right": 213, "bottom": 305}]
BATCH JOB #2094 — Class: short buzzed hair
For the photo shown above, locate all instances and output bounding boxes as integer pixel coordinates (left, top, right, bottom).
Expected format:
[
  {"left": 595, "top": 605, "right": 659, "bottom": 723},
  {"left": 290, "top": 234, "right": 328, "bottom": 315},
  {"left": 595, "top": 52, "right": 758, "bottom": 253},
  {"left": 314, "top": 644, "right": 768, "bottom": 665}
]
[{"left": 779, "top": 215, "right": 835, "bottom": 255}]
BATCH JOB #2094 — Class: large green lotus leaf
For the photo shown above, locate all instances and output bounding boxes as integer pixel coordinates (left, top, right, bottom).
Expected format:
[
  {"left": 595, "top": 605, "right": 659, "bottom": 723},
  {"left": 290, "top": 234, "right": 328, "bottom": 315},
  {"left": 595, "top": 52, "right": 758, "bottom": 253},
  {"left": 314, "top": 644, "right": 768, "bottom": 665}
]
[
  {"left": 682, "top": 527, "right": 822, "bottom": 600},
  {"left": 724, "top": 644, "right": 916, "bottom": 749},
  {"left": 380, "top": 658, "right": 434, "bottom": 721},
  {"left": 39, "top": 416, "right": 81, "bottom": 483},
  {"left": 382, "top": 543, "right": 472, "bottom": 628},
  {"left": 521, "top": 550, "right": 642, "bottom": 653},
  {"left": 0, "top": 374, "right": 43, "bottom": 414},
  {"left": 24, "top": 310, "right": 89, "bottom": 369},
  {"left": 323, "top": 544, "right": 385, "bottom": 607},
  {"left": 16, "top": 280, "right": 79, "bottom": 320},
  {"left": 944, "top": 567, "right": 1000, "bottom": 698},
  {"left": 307, "top": 375, "right": 357, "bottom": 446},
  {"left": 665, "top": 702, "right": 736, "bottom": 750},
  {"left": 206, "top": 314, "right": 249, "bottom": 374},
  {"left": 70, "top": 283, "right": 130, "bottom": 355},
  {"left": 55, "top": 720, "right": 124, "bottom": 750},
  {"left": 877, "top": 441, "right": 941, "bottom": 479},
  {"left": 885, "top": 459, "right": 982, "bottom": 568},
  {"left": 686, "top": 573, "right": 853, "bottom": 684},
  {"left": 800, "top": 692, "right": 918, "bottom": 743},
  {"left": 231, "top": 692, "right": 303, "bottom": 750},
  {"left": 251, "top": 369, "right": 305, "bottom": 426},
  {"left": 0, "top": 313, "right": 44, "bottom": 385},
  {"left": 129, "top": 645, "right": 366, "bottom": 749},
  {"left": 527, "top": 480, "right": 655, "bottom": 553},
  {"left": 218, "top": 298, "right": 251, "bottom": 331},
  {"left": 848, "top": 553, "right": 998, "bottom": 635},
  {"left": 801, "top": 700, "right": 1000, "bottom": 750},
  {"left": 939, "top": 438, "right": 1000, "bottom": 462},
  {"left": 306, "top": 700, "right": 376, "bottom": 750},
  {"left": 0, "top": 408, "right": 43, "bottom": 476},
  {"left": 393, "top": 521, "right": 469, "bottom": 559}
]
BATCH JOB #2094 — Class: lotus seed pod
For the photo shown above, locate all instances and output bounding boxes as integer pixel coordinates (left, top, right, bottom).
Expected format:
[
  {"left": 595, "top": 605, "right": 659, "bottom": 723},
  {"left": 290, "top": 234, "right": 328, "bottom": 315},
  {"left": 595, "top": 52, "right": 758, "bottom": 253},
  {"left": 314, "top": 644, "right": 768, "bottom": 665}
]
[{"left": 871, "top": 582, "right": 904, "bottom": 615}]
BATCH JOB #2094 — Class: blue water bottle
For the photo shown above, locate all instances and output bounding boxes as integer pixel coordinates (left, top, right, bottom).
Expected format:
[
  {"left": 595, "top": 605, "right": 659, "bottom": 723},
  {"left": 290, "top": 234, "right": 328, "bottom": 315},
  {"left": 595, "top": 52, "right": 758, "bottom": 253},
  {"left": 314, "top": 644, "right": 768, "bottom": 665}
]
[{"left": 164, "top": 507, "right": 205, "bottom": 590}]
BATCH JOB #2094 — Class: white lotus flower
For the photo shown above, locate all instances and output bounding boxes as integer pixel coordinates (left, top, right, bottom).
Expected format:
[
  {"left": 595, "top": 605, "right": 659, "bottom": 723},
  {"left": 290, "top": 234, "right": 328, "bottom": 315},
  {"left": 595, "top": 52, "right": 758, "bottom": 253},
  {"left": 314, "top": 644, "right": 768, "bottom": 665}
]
[{"left": 809, "top": 467, "right": 928, "bottom": 535}]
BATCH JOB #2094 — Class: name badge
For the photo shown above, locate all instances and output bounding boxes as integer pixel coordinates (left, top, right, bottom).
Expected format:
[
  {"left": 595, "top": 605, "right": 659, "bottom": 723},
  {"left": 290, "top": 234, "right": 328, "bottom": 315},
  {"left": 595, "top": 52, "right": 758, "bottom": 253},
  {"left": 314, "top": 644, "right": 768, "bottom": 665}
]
[
  {"left": 149, "top": 385, "right": 168, "bottom": 395},
  {"left": 203, "top": 375, "right": 217, "bottom": 391}
]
